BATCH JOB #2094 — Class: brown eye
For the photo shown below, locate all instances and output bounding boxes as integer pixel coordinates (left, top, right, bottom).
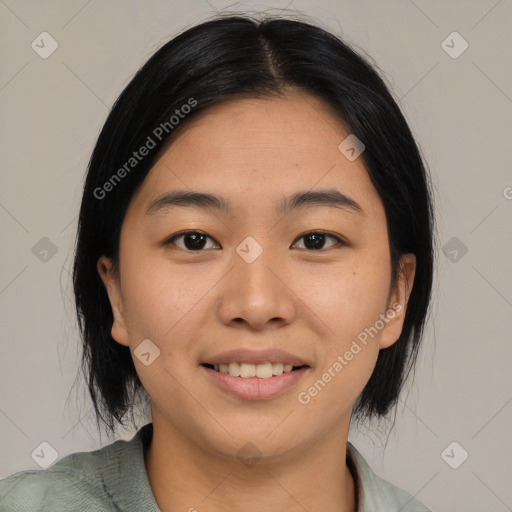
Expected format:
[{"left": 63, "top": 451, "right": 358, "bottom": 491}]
[
  {"left": 165, "top": 231, "right": 219, "bottom": 251},
  {"left": 292, "top": 231, "right": 346, "bottom": 251}
]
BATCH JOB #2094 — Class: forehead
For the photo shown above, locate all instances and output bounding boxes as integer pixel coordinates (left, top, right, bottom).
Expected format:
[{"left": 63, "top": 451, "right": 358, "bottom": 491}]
[
  {"left": 128, "top": 91, "right": 383, "bottom": 221},
  {"left": 167, "top": 90, "right": 350, "bottom": 161}
]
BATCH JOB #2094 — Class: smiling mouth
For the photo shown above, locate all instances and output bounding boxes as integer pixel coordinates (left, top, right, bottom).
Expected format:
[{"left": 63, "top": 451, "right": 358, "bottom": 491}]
[{"left": 201, "top": 362, "right": 309, "bottom": 379}]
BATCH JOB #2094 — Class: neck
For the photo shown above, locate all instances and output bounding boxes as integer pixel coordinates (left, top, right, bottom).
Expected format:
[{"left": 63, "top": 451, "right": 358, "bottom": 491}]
[{"left": 144, "top": 416, "right": 357, "bottom": 512}]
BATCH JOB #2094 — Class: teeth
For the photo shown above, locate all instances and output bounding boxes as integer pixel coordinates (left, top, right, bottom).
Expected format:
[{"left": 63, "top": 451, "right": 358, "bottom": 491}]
[
  {"left": 211, "top": 362, "right": 301, "bottom": 379},
  {"left": 228, "top": 362, "right": 240, "bottom": 376},
  {"left": 255, "top": 362, "right": 273, "bottom": 379},
  {"left": 272, "top": 363, "right": 284, "bottom": 376},
  {"left": 240, "top": 363, "right": 256, "bottom": 378}
]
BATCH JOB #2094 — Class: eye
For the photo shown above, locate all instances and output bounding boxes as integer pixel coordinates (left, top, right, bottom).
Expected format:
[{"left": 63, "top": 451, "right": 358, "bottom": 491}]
[
  {"left": 164, "top": 230, "right": 347, "bottom": 252},
  {"left": 164, "top": 231, "right": 220, "bottom": 251},
  {"left": 292, "top": 231, "right": 346, "bottom": 251}
]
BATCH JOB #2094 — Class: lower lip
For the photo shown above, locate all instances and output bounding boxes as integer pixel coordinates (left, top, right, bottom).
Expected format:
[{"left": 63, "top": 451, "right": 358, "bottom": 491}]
[{"left": 200, "top": 365, "right": 310, "bottom": 400}]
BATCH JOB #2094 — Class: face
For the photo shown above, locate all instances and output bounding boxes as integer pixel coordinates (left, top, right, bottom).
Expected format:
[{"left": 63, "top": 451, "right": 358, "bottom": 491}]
[{"left": 98, "top": 88, "right": 416, "bottom": 462}]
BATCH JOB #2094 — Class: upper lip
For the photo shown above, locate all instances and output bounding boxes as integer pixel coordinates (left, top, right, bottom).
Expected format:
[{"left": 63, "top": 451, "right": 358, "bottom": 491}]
[{"left": 202, "top": 348, "right": 310, "bottom": 367}]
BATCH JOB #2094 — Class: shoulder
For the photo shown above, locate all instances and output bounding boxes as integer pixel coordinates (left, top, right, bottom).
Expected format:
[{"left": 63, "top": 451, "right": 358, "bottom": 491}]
[
  {"left": 0, "top": 436, "right": 130, "bottom": 512},
  {"left": 347, "top": 442, "right": 432, "bottom": 512}
]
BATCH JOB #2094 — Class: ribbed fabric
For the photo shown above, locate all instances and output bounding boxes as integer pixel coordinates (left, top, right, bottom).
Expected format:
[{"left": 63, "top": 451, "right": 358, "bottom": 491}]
[{"left": 0, "top": 423, "right": 430, "bottom": 511}]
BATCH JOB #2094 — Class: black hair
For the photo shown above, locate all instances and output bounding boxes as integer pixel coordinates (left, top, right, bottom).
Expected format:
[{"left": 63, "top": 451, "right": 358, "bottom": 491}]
[{"left": 72, "top": 12, "right": 437, "bottom": 435}]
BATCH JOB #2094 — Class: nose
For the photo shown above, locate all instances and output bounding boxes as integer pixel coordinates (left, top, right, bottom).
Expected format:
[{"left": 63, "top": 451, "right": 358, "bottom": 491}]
[{"left": 217, "top": 248, "right": 297, "bottom": 331}]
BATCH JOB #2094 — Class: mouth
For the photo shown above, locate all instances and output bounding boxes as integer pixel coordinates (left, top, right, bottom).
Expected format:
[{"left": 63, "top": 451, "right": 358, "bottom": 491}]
[
  {"left": 201, "top": 362, "right": 310, "bottom": 379},
  {"left": 200, "top": 362, "right": 311, "bottom": 400}
]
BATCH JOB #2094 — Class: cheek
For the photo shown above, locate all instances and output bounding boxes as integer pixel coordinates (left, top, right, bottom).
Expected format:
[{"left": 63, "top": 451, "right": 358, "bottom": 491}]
[
  {"left": 118, "top": 257, "right": 208, "bottom": 405},
  {"left": 294, "top": 260, "right": 387, "bottom": 417},
  {"left": 297, "top": 250, "right": 391, "bottom": 407},
  {"left": 119, "top": 252, "right": 219, "bottom": 349},
  {"left": 122, "top": 274, "right": 178, "bottom": 341},
  {"left": 304, "top": 252, "right": 391, "bottom": 339}
]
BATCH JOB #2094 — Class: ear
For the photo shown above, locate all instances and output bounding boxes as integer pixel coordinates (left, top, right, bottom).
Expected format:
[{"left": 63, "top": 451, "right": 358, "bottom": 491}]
[
  {"left": 379, "top": 253, "right": 416, "bottom": 350},
  {"left": 97, "top": 256, "right": 129, "bottom": 347}
]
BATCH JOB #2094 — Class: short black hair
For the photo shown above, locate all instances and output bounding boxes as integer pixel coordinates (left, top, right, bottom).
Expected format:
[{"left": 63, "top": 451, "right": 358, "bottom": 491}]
[{"left": 72, "top": 12, "right": 437, "bottom": 435}]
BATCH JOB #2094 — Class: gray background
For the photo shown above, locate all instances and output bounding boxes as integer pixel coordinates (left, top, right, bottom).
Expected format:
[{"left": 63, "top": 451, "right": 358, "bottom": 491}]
[{"left": 1, "top": 1, "right": 511, "bottom": 510}]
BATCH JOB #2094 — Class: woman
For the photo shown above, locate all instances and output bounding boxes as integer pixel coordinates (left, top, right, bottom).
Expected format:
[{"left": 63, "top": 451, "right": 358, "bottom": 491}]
[{"left": 0, "top": 12, "right": 435, "bottom": 512}]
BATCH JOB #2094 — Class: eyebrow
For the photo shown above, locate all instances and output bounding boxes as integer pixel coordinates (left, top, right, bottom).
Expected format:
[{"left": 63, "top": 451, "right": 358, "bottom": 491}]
[{"left": 145, "top": 188, "right": 364, "bottom": 217}]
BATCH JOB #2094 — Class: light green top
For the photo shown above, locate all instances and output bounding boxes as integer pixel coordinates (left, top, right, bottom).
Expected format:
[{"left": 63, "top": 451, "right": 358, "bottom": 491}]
[{"left": 0, "top": 423, "right": 431, "bottom": 511}]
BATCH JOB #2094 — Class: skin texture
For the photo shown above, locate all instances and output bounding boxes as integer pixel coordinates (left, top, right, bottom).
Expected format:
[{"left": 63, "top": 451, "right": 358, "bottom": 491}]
[{"left": 97, "top": 88, "right": 416, "bottom": 512}]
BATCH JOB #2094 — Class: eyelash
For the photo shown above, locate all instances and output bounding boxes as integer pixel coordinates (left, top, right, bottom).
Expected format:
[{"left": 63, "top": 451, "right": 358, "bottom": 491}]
[{"left": 164, "top": 230, "right": 348, "bottom": 251}]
